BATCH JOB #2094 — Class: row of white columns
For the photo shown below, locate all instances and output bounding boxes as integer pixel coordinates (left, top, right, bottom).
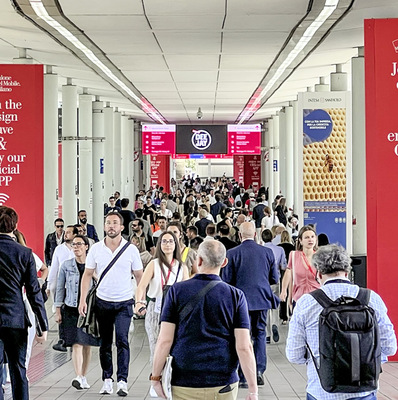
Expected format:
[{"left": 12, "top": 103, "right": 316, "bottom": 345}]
[
  {"left": 43, "top": 70, "right": 140, "bottom": 239},
  {"left": 262, "top": 51, "right": 366, "bottom": 255}
]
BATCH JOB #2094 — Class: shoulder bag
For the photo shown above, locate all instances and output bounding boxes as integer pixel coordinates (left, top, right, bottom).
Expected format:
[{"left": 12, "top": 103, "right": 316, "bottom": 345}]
[
  {"left": 161, "top": 279, "right": 221, "bottom": 400},
  {"left": 78, "top": 242, "right": 130, "bottom": 337}
]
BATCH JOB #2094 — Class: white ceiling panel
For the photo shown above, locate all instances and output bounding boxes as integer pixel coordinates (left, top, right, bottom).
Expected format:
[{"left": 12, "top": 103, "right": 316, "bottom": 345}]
[
  {"left": 217, "top": 81, "right": 257, "bottom": 92},
  {"left": 69, "top": 15, "right": 149, "bottom": 32},
  {"left": 59, "top": 0, "right": 144, "bottom": 15},
  {"left": 223, "top": 15, "right": 301, "bottom": 31},
  {"left": 135, "top": 82, "right": 177, "bottom": 92},
  {"left": 144, "top": 0, "right": 225, "bottom": 16},
  {"left": 171, "top": 70, "right": 218, "bottom": 82},
  {"left": 124, "top": 70, "right": 173, "bottom": 83},
  {"left": 165, "top": 55, "right": 219, "bottom": 70},
  {"left": 220, "top": 54, "right": 274, "bottom": 70},
  {"left": 226, "top": 0, "right": 309, "bottom": 15},
  {"left": 179, "top": 92, "right": 215, "bottom": 100},
  {"left": 155, "top": 32, "right": 221, "bottom": 54},
  {"left": 176, "top": 82, "right": 217, "bottom": 92},
  {"left": 218, "top": 70, "right": 265, "bottom": 82},
  {"left": 108, "top": 55, "right": 168, "bottom": 70},
  {"left": 148, "top": 15, "right": 223, "bottom": 30}
]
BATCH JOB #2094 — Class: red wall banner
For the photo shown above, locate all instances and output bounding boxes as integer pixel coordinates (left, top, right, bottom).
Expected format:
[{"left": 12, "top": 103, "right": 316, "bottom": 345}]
[
  {"left": 243, "top": 155, "right": 261, "bottom": 190},
  {"left": 365, "top": 19, "right": 398, "bottom": 360},
  {"left": 0, "top": 65, "right": 44, "bottom": 256},
  {"left": 233, "top": 155, "right": 245, "bottom": 184},
  {"left": 150, "top": 155, "right": 170, "bottom": 193}
]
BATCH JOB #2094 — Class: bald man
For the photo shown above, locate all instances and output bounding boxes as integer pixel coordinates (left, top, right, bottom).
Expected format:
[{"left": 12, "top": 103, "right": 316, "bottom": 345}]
[{"left": 222, "top": 222, "right": 280, "bottom": 388}]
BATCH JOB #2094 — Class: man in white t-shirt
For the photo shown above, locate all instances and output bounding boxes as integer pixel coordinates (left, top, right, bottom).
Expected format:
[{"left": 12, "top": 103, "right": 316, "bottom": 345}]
[{"left": 79, "top": 211, "right": 143, "bottom": 396}]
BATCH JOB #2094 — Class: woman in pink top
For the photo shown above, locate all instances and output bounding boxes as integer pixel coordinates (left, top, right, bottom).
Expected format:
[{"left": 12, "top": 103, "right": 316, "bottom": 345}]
[{"left": 280, "top": 226, "right": 320, "bottom": 309}]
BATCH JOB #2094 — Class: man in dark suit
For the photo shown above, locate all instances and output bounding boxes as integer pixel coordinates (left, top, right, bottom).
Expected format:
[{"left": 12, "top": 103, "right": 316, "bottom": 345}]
[
  {"left": 222, "top": 222, "right": 279, "bottom": 388},
  {"left": 44, "top": 218, "right": 64, "bottom": 266},
  {"left": 78, "top": 209, "right": 99, "bottom": 242},
  {"left": 0, "top": 206, "right": 48, "bottom": 400}
]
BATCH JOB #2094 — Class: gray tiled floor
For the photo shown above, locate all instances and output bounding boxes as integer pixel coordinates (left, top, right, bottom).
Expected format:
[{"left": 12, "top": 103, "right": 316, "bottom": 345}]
[{"left": 4, "top": 305, "right": 397, "bottom": 400}]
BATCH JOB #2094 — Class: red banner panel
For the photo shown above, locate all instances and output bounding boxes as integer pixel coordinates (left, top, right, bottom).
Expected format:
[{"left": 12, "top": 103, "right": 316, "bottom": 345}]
[
  {"left": 233, "top": 155, "right": 245, "bottom": 184},
  {"left": 365, "top": 19, "right": 398, "bottom": 359},
  {"left": 243, "top": 155, "right": 261, "bottom": 191},
  {"left": 142, "top": 124, "right": 176, "bottom": 155},
  {"left": 0, "top": 65, "right": 44, "bottom": 256},
  {"left": 228, "top": 124, "right": 261, "bottom": 155},
  {"left": 150, "top": 155, "right": 170, "bottom": 193}
]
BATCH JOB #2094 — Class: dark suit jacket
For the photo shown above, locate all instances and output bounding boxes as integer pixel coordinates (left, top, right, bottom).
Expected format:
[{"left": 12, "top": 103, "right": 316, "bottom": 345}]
[
  {"left": 44, "top": 231, "right": 63, "bottom": 266},
  {"left": 86, "top": 224, "right": 99, "bottom": 242},
  {"left": 195, "top": 218, "right": 212, "bottom": 238},
  {"left": 222, "top": 239, "right": 280, "bottom": 311},
  {"left": 0, "top": 234, "right": 48, "bottom": 331}
]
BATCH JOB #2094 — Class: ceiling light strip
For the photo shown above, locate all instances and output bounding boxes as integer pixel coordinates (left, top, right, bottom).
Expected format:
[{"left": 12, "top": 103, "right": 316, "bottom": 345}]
[
  {"left": 29, "top": 0, "right": 166, "bottom": 124},
  {"left": 237, "top": 0, "right": 339, "bottom": 124}
]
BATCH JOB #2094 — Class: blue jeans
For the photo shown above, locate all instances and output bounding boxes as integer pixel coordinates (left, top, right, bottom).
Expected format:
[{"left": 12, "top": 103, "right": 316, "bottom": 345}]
[
  {"left": 307, "top": 393, "right": 377, "bottom": 400},
  {"left": 95, "top": 297, "right": 134, "bottom": 382}
]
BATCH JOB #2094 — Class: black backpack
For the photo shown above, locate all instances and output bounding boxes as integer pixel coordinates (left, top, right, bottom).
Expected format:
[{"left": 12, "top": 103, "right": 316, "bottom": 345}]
[{"left": 308, "top": 288, "right": 381, "bottom": 393}]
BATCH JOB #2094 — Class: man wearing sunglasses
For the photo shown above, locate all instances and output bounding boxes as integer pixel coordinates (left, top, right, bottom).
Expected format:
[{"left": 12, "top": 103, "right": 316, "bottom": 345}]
[{"left": 44, "top": 218, "right": 64, "bottom": 267}]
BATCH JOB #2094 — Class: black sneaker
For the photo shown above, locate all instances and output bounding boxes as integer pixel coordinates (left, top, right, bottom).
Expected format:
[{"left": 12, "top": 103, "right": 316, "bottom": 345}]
[
  {"left": 238, "top": 380, "right": 248, "bottom": 389},
  {"left": 52, "top": 340, "right": 67, "bottom": 352},
  {"left": 272, "top": 324, "right": 280, "bottom": 343},
  {"left": 257, "top": 372, "right": 265, "bottom": 386}
]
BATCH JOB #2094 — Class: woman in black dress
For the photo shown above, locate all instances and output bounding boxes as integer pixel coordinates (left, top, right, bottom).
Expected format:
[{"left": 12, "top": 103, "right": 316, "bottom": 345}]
[{"left": 54, "top": 235, "right": 100, "bottom": 390}]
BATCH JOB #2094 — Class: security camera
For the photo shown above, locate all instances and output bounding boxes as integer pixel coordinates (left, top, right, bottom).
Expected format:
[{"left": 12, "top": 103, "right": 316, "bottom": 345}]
[{"left": 197, "top": 107, "right": 203, "bottom": 119}]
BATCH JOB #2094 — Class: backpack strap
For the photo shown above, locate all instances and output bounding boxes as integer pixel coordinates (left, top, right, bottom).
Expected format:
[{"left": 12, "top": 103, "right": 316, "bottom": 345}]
[
  {"left": 309, "top": 289, "right": 333, "bottom": 308},
  {"left": 356, "top": 287, "right": 371, "bottom": 305}
]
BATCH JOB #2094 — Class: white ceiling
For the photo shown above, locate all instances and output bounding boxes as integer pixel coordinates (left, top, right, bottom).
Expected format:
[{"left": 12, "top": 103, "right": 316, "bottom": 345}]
[{"left": 0, "top": 0, "right": 397, "bottom": 123}]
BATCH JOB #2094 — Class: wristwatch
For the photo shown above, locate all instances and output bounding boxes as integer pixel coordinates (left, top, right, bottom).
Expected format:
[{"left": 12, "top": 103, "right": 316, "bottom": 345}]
[{"left": 149, "top": 374, "right": 162, "bottom": 381}]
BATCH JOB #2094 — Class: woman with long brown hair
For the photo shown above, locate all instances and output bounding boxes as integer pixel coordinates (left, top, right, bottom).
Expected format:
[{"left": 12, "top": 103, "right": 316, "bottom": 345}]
[
  {"left": 280, "top": 226, "right": 320, "bottom": 310},
  {"left": 134, "top": 231, "right": 189, "bottom": 364}
]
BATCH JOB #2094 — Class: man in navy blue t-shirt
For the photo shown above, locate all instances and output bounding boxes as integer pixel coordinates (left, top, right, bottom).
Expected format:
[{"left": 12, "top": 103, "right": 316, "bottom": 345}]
[{"left": 151, "top": 240, "right": 258, "bottom": 400}]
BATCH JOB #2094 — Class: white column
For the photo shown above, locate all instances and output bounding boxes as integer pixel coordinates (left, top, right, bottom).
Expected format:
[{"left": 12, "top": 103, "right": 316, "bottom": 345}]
[
  {"left": 292, "top": 99, "right": 300, "bottom": 215},
  {"left": 121, "top": 115, "right": 129, "bottom": 197},
  {"left": 315, "top": 76, "right": 329, "bottom": 92},
  {"left": 128, "top": 118, "right": 135, "bottom": 201},
  {"left": 103, "top": 103, "right": 114, "bottom": 199},
  {"left": 78, "top": 90, "right": 93, "bottom": 213},
  {"left": 207, "top": 160, "right": 212, "bottom": 180},
  {"left": 113, "top": 108, "right": 122, "bottom": 193},
  {"left": 92, "top": 97, "right": 104, "bottom": 239},
  {"left": 44, "top": 66, "right": 59, "bottom": 234},
  {"left": 352, "top": 48, "right": 366, "bottom": 254},
  {"left": 61, "top": 79, "right": 78, "bottom": 225},
  {"left": 268, "top": 118, "right": 274, "bottom": 203},
  {"left": 143, "top": 155, "right": 150, "bottom": 190},
  {"left": 273, "top": 113, "right": 280, "bottom": 197},
  {"left": 330, "top": 64, "right": 347, "bottom": 91},
  {"left": 285, "top": 105, "right": 294, "bottom": 210},
  {"left": 279, "top": 109, "right": 286, "bottom": 196}
]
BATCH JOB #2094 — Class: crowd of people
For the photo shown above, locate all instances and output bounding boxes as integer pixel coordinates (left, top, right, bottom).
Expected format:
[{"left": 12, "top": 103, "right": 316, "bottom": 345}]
[{"left": 0, "top": 174, "right": 396, "bottom": 400}]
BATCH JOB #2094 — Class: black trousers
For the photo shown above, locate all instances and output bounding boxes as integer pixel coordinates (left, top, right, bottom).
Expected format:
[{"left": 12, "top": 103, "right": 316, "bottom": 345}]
[{"left": 0, "top": 327, "right": 28, "bottom": 400}]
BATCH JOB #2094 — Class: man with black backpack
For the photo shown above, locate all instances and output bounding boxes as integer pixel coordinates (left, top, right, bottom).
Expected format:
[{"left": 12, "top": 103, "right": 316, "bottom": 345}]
[{"left": 286, "top": 244, "right": 397, "bottom": 400}]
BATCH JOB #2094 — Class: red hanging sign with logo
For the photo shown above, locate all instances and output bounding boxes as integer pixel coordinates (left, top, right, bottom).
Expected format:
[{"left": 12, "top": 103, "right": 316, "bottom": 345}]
[
  {"left": 150, "top": 155, "right": 170, "bottom": 193},
  {"left": 365, "top": 19, "right": 398, "bottom": 360},
  {"left": 0, "top": 65, "right": 44, "bottom": 256}
]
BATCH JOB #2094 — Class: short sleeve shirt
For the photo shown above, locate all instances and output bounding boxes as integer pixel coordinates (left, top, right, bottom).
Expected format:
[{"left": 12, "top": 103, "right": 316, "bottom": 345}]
[
  {"left": 161, "top": 274, "right": 250, "bottom": 387},
  {"left": 86, "top": 238, "right": 143, "bottom": 302}
]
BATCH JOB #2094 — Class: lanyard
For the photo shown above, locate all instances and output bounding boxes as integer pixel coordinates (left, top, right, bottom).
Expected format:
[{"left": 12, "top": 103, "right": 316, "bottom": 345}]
[{"left": 161, "top": 259, "right": 175, "bottom": 288}]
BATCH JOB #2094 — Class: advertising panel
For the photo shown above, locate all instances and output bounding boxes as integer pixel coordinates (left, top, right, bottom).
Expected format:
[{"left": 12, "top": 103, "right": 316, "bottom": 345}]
[
  {"left": 0, "top": 65, "right": 44, "bottom": 255},
  {"left": 365, "top": 19, "right": 398, "bottom": 359},
  {"left": 142, "top": 124, "right": 176, "bottom": 155},
  {"left": 228, "top": 124, "right": 261, "bottom": 154},
  {"left": 150, "top": 155, "right": 170, "bottom": 192},
  {"left": 176, "top": 125, "right": 227, "bottom": 154},
  {"left": 233, "top": 155, "right": 245, "bottom": 183},
  {"left": 298, "top": 92, "right": 349, "bottom": 247},
  {"left": 243, "top": 155, "right": 261, "bottom": 190}
]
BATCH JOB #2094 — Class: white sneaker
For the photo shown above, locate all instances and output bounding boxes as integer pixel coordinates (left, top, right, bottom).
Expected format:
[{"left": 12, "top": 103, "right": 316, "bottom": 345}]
[
  {"left": 117, "top": 380, "right": 128, "bottom": 397},
  {"left": 81, "top": 376, "right": 90, "bottom": 389},
  {"left": 99, "top": 378, "right": 113, "bottom": 394},
  {"left": 71, "top": 376, "right": 83, "bottom": 390},
  {"left": 150, "top": 385, "right": 159, "bottom": 398}
]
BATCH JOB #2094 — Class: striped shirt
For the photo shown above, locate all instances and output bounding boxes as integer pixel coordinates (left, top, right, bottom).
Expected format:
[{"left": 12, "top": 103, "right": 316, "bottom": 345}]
[{"left": 286, "top": 278, "right": 397, "bottom": 400}]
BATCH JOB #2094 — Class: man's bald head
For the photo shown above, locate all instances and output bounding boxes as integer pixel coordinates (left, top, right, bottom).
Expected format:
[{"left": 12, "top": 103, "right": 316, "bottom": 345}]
[
  {"left": 236, "top": 214, "right": 246, "bottom": 225},
  {"left": 239, "top": 222, "right": 255, "bottom": 240}
]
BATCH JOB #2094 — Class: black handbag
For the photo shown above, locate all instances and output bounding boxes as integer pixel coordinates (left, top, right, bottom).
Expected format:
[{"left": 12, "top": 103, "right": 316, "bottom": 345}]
[{"left": 78, "top": 242, "right": 131, "bottom": 337}]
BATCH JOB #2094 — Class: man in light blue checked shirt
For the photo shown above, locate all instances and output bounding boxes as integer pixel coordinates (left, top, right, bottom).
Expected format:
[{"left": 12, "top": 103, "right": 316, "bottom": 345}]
[{"left": 286, "top": 244, "right": 397, "bottom": 400}]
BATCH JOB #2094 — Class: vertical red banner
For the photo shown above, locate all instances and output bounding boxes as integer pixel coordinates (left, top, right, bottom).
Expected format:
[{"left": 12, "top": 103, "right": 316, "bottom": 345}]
[
  {"left": 0, "top": 65, "right": 44, "bottom": 256},
  {"left": 233, "top": 155, "right": 245, "bottom": 184},
  {"left": 365, "top": 19, "right": 398, "bottom": 360},
  {"left": 243, "top": 155, "right": 261, "bottom": 191},
  {"left": 150, "top": 155, "right": 170, "bottom": 193}
]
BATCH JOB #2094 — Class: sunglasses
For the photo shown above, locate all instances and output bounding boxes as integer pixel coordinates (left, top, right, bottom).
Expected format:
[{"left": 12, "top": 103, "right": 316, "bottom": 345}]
[{"left": 56, "top": 225, "right": 64, "bottom": 228}]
